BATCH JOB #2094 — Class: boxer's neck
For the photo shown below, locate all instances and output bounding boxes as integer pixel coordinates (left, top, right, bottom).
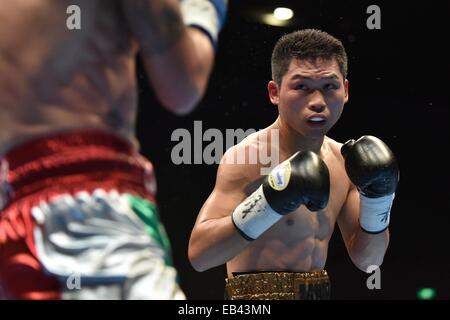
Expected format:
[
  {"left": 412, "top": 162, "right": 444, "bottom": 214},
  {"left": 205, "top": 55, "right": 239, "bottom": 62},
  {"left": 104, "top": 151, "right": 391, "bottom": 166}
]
[{"left": 272, "top": 117, "right": 325, "bottom": 157}]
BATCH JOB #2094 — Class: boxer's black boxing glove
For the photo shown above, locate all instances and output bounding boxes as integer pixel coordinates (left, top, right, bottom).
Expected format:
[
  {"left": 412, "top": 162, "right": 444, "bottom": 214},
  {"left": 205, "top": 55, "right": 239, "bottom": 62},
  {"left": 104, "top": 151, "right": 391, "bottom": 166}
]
[
  {"left": 341, "top": 136, "right": 399, "bottom": 233},
  {"left": 263, "top": 151, "right": 330, "bottom": 213},
  {"left": 232, "top": 151, "right": 330, "bottom": 241},
  {"left": 341, "top": 136, "right": 399, "bottom": 198}
]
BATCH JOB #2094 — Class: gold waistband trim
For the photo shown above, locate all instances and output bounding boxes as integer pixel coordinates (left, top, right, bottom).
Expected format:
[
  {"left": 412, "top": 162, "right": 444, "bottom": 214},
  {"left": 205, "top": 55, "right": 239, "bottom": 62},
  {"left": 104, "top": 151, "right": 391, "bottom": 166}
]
[{"left": 225, "top": 270, "right": 330, "bottom": 300}]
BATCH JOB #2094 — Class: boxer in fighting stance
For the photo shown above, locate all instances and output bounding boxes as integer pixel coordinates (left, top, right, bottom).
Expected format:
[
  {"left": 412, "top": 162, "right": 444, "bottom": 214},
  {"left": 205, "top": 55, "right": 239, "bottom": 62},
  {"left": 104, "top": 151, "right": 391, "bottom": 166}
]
[
  {"left": 188, "top": 29, "right": 399, "bottom": 300},
  {"left": 0, "top": 0, "right": 226, "bottom": 299}
]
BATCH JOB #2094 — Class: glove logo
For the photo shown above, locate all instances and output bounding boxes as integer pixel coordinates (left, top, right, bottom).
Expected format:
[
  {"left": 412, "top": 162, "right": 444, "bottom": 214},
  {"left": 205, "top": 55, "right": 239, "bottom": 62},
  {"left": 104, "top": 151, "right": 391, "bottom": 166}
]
[
  {"left": 268, "top": 162, "right": 291, "bottom": 191},
  {"left": 241, "top": 193, "right": 262, "bottom": 219},
  {"left": 378, "top": 211, "right": 389, "bottom": 223}
]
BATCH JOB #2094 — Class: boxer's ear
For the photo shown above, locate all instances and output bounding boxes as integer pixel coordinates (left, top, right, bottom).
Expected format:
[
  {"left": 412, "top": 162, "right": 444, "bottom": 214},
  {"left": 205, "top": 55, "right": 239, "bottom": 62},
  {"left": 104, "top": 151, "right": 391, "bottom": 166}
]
[
  {"left": 268, "top": 81, "right": 279, "bottom": 105},
  {"left": 344, "top": 79, "right": 349, "bottom": 103}
]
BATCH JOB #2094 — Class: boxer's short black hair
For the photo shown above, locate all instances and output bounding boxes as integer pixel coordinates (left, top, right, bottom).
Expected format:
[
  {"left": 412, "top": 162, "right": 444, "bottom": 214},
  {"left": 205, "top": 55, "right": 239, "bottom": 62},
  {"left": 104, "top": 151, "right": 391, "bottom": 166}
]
[{"left": 271, "top": 29, "right": 348, "bottom": 85}]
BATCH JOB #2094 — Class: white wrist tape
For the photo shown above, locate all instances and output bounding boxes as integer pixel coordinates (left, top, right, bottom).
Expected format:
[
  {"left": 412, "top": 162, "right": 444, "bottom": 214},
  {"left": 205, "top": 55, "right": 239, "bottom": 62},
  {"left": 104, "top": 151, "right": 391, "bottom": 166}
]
[
  {"left": 180, "top": 0, "right": 226, "bottom": 46},
  {"left": 359, "top": 193, "right": 395, "bottom": 233},
  {"left": 232, "top": 185, "right": 282, "bottom": 241}
]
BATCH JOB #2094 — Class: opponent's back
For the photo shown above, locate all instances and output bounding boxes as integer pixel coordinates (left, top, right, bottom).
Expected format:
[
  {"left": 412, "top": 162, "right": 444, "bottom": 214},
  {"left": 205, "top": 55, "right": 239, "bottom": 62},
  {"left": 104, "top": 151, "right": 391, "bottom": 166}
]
[{"left": 0, "top": 0, "right": 139, "bottom": 153}]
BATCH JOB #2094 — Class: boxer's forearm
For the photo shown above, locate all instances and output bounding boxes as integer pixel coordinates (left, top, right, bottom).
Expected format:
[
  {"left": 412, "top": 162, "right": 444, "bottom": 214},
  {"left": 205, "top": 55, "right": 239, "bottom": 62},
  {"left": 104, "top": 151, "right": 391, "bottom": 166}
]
[
  {"left": 121, "top": 0, "right": 184, "bottom": 53},
  {"left": 121, "top": 0, "right": 214, "bottom": 115},
  {"left": 348, "top": 228, "right": 389, "bottom": 272},
  {"left": 142, "top": 27, "right": 214, "bottom": 115},
  {"left": 188, "top": 217, "right": 250, "bottom": 272}
]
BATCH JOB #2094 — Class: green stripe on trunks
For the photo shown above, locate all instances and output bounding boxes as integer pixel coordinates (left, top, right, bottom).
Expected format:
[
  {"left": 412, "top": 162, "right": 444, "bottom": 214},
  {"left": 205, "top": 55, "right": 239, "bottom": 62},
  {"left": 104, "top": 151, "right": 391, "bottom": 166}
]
[{"left": 127, "top": 194, "right": 173, "bottom": 266}]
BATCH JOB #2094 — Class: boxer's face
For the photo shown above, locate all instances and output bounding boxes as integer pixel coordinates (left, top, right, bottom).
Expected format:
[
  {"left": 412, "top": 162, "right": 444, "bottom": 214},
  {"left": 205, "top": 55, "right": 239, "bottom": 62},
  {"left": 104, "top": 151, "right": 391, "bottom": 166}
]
[{"left": 268, "top": 58, "right": 348, "bottom": 139}]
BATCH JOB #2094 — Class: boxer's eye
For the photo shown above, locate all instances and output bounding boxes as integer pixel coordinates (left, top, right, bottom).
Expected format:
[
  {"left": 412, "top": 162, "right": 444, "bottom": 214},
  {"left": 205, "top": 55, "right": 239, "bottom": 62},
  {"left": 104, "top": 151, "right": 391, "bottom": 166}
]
[
  {"left": 296, "top": 84, "right": 308, "bottom": 90},
  {"left": 323, "top": 83, "right": 338, "bottom": 90}
]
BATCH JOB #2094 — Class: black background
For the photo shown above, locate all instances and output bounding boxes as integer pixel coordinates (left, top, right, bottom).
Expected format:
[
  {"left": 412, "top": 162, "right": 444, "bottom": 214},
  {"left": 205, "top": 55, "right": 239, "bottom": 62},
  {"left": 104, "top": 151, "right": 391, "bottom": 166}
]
[{"left": 135, "top": 1, "right": 450, "bottom": 299}]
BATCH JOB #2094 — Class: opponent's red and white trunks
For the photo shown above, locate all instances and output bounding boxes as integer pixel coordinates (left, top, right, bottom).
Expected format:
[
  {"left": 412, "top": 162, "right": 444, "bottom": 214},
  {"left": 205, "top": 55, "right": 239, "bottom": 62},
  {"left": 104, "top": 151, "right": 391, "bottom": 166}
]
[{"left": 0, "top": 129, "right": 184, "bottom": 299}]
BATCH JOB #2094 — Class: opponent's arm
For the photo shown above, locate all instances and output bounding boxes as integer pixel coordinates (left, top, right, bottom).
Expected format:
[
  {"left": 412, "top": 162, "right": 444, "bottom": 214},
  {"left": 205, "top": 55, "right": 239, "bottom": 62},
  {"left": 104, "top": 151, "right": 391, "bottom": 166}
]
[
  {"left": 338, "top": 136, "right": 399, "bottom": 272},
  {"left": 121, "top": 0, "right": 226, "bottom": 115}
]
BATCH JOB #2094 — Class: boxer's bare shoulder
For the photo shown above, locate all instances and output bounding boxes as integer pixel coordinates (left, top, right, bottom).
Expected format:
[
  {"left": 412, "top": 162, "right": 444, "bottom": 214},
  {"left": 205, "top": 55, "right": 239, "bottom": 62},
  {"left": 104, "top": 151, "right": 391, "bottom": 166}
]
[
  {"left": 0, "top": 0, "right": 138, "bottom": 154},
  {"left": 219, "top": 127, "right": 279, "bottom": 193}
]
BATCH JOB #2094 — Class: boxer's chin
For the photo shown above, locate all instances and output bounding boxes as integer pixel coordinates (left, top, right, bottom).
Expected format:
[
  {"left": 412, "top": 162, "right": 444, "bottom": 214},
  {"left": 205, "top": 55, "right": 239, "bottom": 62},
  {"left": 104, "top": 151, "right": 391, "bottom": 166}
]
[{"left": 298, "top": 125, "right": 329, "bottom": 139}]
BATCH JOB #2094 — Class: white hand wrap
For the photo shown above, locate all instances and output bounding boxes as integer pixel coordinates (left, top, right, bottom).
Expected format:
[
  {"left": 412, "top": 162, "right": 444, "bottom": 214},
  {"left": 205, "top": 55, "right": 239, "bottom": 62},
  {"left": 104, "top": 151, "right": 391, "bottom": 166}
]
[
  {"left": 359, "top": 193, "right": 395, "bottom": 233},
  {"left": 231, "top": 185, "right": 282, "bottom": 241},
  {"left": 180, "top": 0, "right": 227, "bottom": 47}
]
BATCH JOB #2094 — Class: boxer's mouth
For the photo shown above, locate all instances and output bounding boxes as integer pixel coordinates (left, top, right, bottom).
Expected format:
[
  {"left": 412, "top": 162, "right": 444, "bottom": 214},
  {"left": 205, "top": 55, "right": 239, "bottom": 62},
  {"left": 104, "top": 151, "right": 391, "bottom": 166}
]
[{"left": 306, "top": 115, "right": 327, "bottom": 127}]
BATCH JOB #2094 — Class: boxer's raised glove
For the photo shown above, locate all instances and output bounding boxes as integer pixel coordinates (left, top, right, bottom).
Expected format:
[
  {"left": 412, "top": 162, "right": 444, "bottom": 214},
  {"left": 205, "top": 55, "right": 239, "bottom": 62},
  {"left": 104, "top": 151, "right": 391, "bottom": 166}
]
[
  {"left": 232, "top": 151, "right": 330, "bottom": 241},
  {"left": 180, "top": 0, "right": 227, "bottom": 49},
  {"left": 341, "top": 136, "right": 399, "bottom": 233}
]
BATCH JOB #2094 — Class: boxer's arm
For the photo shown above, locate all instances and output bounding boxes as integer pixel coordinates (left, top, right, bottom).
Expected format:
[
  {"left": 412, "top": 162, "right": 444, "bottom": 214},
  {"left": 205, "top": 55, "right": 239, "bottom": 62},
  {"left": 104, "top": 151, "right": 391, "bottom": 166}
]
[
  {"left": 188, "top": 150, "right": 256, "bottom": 272},
  {"left": 337, "top": 184, "right": 390, "bottom": 272},
  {"left": 121, "top": 0, "right": 214, "bottom": 115}
]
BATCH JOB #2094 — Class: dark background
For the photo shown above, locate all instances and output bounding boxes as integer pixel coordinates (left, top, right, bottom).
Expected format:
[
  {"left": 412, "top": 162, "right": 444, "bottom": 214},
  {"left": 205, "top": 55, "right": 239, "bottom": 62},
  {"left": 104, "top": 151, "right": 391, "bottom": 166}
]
[{"left": 136, "top": 1, "right": 450, "bottom": 299}]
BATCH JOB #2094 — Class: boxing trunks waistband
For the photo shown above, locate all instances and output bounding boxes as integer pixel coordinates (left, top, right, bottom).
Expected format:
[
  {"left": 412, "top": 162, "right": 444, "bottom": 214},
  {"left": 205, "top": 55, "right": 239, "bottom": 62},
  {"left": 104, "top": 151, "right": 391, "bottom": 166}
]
[
  {"left": 225, "top": 270, "right": 330, "bottom": 300},
  {"left": 0, "top": 129, "right": 155, "bottom": 209}
]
